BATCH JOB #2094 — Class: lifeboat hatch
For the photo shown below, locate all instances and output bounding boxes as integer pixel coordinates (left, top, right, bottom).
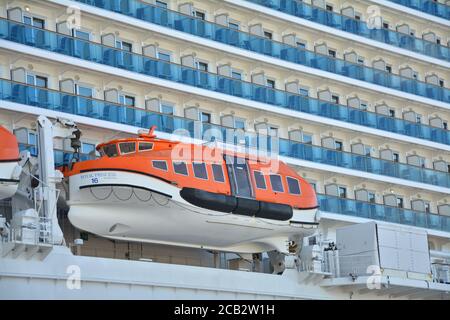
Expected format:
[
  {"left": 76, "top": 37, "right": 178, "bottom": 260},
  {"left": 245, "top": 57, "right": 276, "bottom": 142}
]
[
  {"left": 109, "top": 223, "right": 131, "bottom": 235},
  {"left": 225, "top": 156, "right": 254, "bottom": 199}
]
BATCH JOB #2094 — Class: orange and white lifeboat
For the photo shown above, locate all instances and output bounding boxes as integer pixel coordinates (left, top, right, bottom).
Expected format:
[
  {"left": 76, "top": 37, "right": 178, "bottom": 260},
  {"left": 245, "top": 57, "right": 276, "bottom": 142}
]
[
  {"left": 64, "top": 127, "right": 319, "bottom": 254},
  {"left": 0, "top": 126, "right": 20, "bottom": 200}
]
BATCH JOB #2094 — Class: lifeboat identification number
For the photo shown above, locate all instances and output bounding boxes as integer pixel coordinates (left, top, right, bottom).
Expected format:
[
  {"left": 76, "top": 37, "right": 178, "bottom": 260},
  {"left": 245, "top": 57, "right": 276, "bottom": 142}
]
[{"left": 80, "top": 172, "right": 118, "bottom": 184}]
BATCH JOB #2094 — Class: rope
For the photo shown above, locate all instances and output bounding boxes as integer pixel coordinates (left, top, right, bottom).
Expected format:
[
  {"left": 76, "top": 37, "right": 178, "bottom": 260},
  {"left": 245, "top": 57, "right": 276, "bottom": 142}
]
[
  {"left": 112, "top": 187, "right": 134, "bottom": 201},
  {"left": 151, "top": 193, "right": 170, "bottom": 206},
  {"left": 89, "top": 185, "right": 113, "bottom": 201},
  {"left": 133, "top": 188, "right": 153, "bottom": 202}
]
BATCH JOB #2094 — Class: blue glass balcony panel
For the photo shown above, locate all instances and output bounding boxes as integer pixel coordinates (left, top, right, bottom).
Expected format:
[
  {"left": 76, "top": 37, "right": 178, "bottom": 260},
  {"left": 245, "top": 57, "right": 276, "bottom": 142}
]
[
  {"left": 69, "top": 1, "right": 450, "bottom": 101},
  {"left": 388, "top": 0, "right": 450, "bottom": 19},
  {"left": 2, "top": 19, "right": 450, "bottom": 146},
  {"left": 19, "top": 143, "right": 94, "bottom": 167},
  {"left": 2, "top": 79, "right": 450, "bottom": 188},
  {"left": 246, "top": 0, "right": 450, "bottom": 61},
  {"left": 318, "top": 194, "right": 450, "bottom": 233}
]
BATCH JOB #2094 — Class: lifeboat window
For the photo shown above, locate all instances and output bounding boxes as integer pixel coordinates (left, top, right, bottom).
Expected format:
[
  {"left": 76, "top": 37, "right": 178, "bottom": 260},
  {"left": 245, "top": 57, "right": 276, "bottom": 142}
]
[
  {"left": 103, "top": 144, "right": 118, "bottom": 157},
  {"left": 212, "top": 164, "right": 225, "bottom": 182},
  {"left": 152, "top": 160, "right": 168, "bottom": 171},
  {"left": 173, "top": 161, "right": 188, "bottom": 176},
  {"left": 139, "top": 142, "right": 153, "bottom": 152},
  {"left": 119, "top": 142, "right": 136, "bottom": 154},
  {"left": 269, "top": 174, "right": 284, "bottom": 193},
  {"left": 193, "top": 162, "right": 208, "bottom": 180},
  {"left": 253, "top": 171, "right": 266, "bottom": 189},
  {"left": 286, "top": 177, "right": 301, "bottom": 195}
]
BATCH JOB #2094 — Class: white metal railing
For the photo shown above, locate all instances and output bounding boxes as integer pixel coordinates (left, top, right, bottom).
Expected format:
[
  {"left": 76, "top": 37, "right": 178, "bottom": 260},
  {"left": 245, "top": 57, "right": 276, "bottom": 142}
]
[{"left": 7, "top": 216, "right": 53, "bottom": 245}]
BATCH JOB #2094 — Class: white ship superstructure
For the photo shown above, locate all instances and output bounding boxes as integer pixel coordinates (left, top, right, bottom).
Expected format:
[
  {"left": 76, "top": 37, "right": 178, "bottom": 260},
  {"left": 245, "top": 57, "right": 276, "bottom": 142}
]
[{"left": 0, "top": 0, "right": 450, "bottom": 300}]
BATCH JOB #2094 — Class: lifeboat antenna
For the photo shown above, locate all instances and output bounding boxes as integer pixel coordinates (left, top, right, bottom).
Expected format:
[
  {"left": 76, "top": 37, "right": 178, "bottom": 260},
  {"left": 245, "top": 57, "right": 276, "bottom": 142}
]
[{"left": 139, "top": 126, "right": 157, "bottom": 139}]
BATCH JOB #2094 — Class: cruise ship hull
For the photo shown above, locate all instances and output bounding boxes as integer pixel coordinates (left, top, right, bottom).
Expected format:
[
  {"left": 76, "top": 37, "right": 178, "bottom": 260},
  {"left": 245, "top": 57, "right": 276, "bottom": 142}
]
[{"left": 67, "top": 170, "right": 318, "bottom": 254}]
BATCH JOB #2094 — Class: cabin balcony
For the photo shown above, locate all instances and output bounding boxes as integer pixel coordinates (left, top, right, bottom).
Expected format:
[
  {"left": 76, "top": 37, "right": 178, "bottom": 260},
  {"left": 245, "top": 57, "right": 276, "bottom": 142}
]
[
  {"left": 2, "top": 78, "right": 450, "bottom": 189},
  {"left": 0, "top": 3, "right": 450, "bottom": 102},
  {"left": 244, "top": 0, "right": 450, "bottom": 61},
  {"left": 1, "top": 19, "right": 450, "bottom": 146}
]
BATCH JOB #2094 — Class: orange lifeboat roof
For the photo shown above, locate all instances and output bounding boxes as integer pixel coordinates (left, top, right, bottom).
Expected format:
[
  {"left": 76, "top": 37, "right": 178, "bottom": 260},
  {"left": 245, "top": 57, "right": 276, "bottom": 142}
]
[
  {"left": 96, "top": 126, "right": 179, "bottom": 151},
  {"left": 0, "top": 126, "right": 19, "bottom": 161},
  {"left": 96, "top": 126, "right": 281, "bottom": 165}
]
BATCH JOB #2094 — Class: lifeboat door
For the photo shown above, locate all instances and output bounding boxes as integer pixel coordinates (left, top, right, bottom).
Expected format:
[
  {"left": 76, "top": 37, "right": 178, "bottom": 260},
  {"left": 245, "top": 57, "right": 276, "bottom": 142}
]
[{"left": 225, "top": 156, "right": 254, "bottom": 199}]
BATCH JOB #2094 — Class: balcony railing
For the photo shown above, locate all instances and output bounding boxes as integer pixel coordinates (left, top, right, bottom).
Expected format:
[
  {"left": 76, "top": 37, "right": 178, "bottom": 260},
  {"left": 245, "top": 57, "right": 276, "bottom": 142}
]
[
  {"left": 19, "top": 143, "right": 94, "bottom": 167},
  {"left": 387, "top": 0, "right": 450, "bottom": 20},
  {"left": 2, "top": 79, "right": 450, "bottom": 188},
  {"left": 2, "top": 19, "right": 450, "bottom": 147},
  {"left": 246, "top": 0, "right": 450, "bottom": 61},
  {"left": 71, "top": 0, "right": 450, "bottom": 102},
  {"left": 318, "top": 194, "right": 450, "bottom": 233}
]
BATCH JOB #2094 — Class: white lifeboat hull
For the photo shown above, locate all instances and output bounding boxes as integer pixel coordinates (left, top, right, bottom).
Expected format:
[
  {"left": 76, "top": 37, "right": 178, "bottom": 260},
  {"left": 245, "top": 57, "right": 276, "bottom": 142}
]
[
  {"left": 0, "top": 161, "right": 19, "bottom": 200},
  {"left": 67, "top": 170, "right": 319, "bottom": 254}
]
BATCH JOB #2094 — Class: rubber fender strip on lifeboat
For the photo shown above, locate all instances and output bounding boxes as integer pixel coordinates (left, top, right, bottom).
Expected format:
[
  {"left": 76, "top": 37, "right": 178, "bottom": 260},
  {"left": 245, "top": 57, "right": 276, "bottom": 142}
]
[
  {"left": 80, "top": 183, "right": 172, "bottom": 198},
  {"left": 0, "top": 178, "right": 20, "bottom": 183},
  {"left": 179, "top": 188, "right": 293, "bottom": 221},
  {"left": 0, "top": 158, "right": 21, "bottom": 163},
  {"left": 290, "top": 220, "right": 319, "bottom": 226}
]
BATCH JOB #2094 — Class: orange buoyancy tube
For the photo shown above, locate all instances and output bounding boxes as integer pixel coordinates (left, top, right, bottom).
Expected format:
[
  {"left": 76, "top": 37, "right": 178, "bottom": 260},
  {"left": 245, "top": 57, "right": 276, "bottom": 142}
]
[{"left": 0, "top": 126, "right": 19, "bottom": 162}]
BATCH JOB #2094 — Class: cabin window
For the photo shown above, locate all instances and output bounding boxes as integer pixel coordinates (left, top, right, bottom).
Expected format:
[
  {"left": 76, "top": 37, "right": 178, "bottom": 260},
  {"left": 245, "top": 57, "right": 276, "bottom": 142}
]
[
  {"left": 195, "top": 11, "right": 206, "bottom": 20},
  {"left": 198, "top": 62, "right": 208, "bottom": 72},
  {"left": 193, "top": 163, "right": 208, "bottom": 180},
  {"left": 139, "top": 142, "right": 153, "bottom": 152},
  {"left": 253, "top": 171, "right": 266, "bottom": 189},
  {"left": 24, "top": 16, "right": 45, "bottom": 29},
  {"left": 286, "top": 177, "right": 301, "bottom": 195},
  {"left": 81, "top": 143, "right": 95, "bottom": 155},
  {"left": 269, "top": 174, "right": 284, "bottom": 193},
  {"left": 103, "top": 144, "right": 118, "bottom": 157},
  {"left": 212, "top": 164, "right": 225, "bottom": 182},
  {"left": 173, "top": 162, "right": 188, "bottom": 176},
  {"left": 263, "top": 31, "right": 273, "bottom": 40},
  {"left": 229, "top": 22, "right": 240, "bottom": 30},
  {"left": 119, "top": 142, "right": 136, "bottom": 154},
  {"left": 152, "top": 160, "right": 168, "bottom": 171}
]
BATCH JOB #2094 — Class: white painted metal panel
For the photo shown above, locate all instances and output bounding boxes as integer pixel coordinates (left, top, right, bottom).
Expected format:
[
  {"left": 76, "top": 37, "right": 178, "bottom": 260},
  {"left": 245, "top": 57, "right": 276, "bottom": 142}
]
[
  {"left": 413, "top": 251, "right": 432, "bottom": 274},
  {"left": 398, "top": 249, "right": 411, "bottom": 271},
  {"left": 336, "top": 222, "right": 377, "bottom": 256},
  {"left": 377, "top": 225, "right": 430, "bottom": 274},
  {"left": 411, "top": 232, "right": 429, "bottom": 253},
  {"left": 379, "top": 246, "right": 398, "bottom": 270},
  {"left": 377, "top": 227, "right": 397, "bottom": 248},
  {"left": 397, "top": 231, "right": 412, "bottom": 251}
]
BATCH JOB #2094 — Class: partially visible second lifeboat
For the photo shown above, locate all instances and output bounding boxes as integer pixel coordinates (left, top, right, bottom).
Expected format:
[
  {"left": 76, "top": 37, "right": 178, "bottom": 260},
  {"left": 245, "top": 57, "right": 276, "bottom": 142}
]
[
  {"left": 64, "top": 127, "right": 319, "bottom": 254},
  {"left": 0, "top": 126, "right": 20, "bottom": 200}
]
